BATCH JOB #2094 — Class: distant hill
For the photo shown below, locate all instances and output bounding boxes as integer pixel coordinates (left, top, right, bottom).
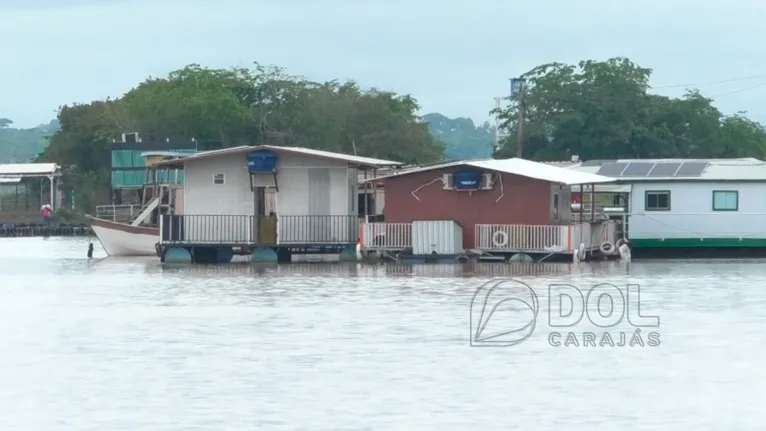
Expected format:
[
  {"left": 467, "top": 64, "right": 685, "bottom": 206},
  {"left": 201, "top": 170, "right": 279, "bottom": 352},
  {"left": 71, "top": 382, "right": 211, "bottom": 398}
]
[
  {"left": 0, "top": 113, "right": 491, "bottom": 163},
  {"left": 0, "top": 118, "right": 59, "bottom": 163},
  {"left": 421, "top": 113, "right": 493, "bottom": 160}
]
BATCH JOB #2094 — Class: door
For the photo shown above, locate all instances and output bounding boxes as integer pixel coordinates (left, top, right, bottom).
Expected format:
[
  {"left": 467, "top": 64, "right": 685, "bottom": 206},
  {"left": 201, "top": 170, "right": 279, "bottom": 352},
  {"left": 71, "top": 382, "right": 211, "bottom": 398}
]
[{"left": 308, "top": 168, "right": 331, "bottom": 242}]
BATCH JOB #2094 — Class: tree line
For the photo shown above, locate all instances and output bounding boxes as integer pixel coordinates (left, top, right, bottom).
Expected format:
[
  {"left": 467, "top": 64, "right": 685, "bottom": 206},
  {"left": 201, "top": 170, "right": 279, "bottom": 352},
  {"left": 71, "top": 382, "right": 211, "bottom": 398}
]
[
  {"left": 493, "top": 57, "right": 766, "bottom": 161},
  {"left": 33, "top": 57, "right": 766, "bottom": 211},
  {"left": 36, "top": 63, "right": 446, "bottom": 210}
]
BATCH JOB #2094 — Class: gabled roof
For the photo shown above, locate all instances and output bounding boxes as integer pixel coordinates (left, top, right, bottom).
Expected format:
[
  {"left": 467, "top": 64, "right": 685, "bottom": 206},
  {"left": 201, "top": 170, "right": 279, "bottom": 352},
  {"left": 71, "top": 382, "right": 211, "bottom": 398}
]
[
  {"left": 154, "top": 145, "right": 402, "bottom": 169},
  {"left": 371, "top": 158, "right": 615, "bottom": 185},
  {"left": 0, "top": 163, "right": 60, "bottom": 177}
]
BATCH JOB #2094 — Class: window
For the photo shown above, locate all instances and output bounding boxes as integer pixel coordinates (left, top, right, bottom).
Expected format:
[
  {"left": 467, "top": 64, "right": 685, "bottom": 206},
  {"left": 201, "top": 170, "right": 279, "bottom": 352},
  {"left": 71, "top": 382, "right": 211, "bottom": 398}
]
[
  {"left": 213, "top": 173, "right": 225, "bottom": 184},
  {"left": 645, "top": 191, "right": 670, "bottom": 211},
  {"left": 712, "top": 190, "right": 738, "bottom": 211}
]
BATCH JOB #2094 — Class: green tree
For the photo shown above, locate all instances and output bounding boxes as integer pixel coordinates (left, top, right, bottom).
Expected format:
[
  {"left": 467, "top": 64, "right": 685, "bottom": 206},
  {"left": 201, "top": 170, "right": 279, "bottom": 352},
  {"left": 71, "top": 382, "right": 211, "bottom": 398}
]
[
  {"left": 493, "top": 57, "right": 766, "bottom": 160},
  {"left": 423, "top": 113, "right": 493, "bottom": 159},
  {"left": 37, "top": 62, "right": 445, "bottom": 211}
]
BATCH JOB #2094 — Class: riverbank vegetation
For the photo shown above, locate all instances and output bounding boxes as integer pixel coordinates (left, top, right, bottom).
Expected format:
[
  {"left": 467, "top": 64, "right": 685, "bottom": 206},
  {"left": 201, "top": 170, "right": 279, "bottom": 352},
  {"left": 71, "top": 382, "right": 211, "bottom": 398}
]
[
  {"left": 493, "top": 57, "right": 766, "bottom": 160},
  {"left": 35, "top": 63, "right": 447, "bottom": 211},
  {"left": 11, "top": 57, "right": 766, "bottom": 212}
]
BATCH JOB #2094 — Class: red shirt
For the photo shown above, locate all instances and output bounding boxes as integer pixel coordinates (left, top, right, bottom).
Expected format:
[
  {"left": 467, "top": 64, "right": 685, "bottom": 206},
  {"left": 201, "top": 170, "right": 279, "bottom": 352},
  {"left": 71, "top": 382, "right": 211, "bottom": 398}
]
[{"left": 42, "top": 208, "right": 51, "bottom": 217}]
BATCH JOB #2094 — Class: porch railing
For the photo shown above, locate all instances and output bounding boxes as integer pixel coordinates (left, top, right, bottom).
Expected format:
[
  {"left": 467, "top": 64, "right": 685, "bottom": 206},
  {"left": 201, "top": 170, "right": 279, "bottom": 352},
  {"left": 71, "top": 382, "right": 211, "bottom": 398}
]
[
  {"left": 278, "top": 215, "right": 359, "bottom": 244},
  {"left": 475, "top": 224, "right": 572, "bottom": 252},
  {"left": 159, "top": 214, "right": 359, "bottom": 245},
  {"left": 95, "top": 204, "right": 142, "bottom": 222},
  {"left": 360, "top": 223, "right": 412, "bottom": 250}
]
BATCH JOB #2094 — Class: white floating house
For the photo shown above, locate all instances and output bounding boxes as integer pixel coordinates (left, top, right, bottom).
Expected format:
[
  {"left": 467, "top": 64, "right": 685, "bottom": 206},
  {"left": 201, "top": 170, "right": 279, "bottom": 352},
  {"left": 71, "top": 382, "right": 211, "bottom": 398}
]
[
  {"left": 571, "top": 158, "right": 766, "bottom": 248},
  {"left": 152, "top": 145, "right": 402, "bottom": 263}
]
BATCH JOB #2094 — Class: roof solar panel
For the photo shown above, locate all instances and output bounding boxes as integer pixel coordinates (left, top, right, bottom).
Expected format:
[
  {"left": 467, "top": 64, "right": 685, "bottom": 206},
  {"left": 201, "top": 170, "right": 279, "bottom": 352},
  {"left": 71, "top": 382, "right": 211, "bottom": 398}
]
[
  {"left": 620, "top": 162, "right": 655, "bottom": 177},
  {"left": 596, "top": 162, "right": 628, "bottom": 177},
  {"left": 647, "top": 162, "right": 681, "bottom": 177},
  {"left": 582, "top": 159, "right": 613, "bottom": 167},
  {"left": 674, "top": 162, "right": 708, "bottom": 177}
]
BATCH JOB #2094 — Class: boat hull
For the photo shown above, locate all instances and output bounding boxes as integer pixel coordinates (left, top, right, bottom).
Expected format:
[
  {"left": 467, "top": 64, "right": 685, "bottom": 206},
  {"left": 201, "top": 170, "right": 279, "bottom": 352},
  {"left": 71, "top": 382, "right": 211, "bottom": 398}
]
[{"left": 87, "top": 216, "right": 159, "bottom": 256}]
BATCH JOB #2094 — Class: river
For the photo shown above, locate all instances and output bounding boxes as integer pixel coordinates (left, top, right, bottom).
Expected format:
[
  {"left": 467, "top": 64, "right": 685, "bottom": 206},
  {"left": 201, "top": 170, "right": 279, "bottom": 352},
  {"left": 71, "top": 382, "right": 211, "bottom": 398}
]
[{"left": 0, "top": 237, "right": 763, "bottom": 430}]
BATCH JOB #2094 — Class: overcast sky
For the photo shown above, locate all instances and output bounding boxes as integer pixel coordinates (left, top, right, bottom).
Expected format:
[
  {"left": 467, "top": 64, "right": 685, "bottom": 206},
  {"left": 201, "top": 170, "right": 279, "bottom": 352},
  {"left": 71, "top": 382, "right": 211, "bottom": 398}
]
[{"left": 3, "top": 0, "right": 766, "bottom": 128}]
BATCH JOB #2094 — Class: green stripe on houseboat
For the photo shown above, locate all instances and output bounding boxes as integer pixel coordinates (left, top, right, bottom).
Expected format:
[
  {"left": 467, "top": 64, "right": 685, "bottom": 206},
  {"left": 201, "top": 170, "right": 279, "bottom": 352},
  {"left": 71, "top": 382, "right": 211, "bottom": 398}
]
[{"left": 631, "top": 238, "right": 766, "bottom": 248}]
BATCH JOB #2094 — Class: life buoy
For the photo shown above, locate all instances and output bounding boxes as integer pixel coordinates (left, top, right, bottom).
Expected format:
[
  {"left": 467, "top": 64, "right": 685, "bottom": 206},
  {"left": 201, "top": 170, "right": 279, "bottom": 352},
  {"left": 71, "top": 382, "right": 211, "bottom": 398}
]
[
  {"left": 600, "top": 241, "right": 614, "bottom": 254},
  {"left": 492, "top": 230, "right": 508, "bottom": 247}
]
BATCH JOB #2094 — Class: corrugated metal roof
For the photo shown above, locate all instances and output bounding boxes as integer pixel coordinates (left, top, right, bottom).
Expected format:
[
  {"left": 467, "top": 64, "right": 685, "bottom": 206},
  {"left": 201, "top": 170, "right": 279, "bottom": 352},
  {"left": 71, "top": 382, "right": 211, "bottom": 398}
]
[
  {"left": 569, "top": 158, "right": 766, "bottom": 181},
  {"left": 0, "top": 163, "right": 59, "bottom": 176},
  {"left": 155, "top": 145, "right": 402, "bottom": 168},
  {"left": 370, "top": 158, "right": 615, "bottom": 185}
]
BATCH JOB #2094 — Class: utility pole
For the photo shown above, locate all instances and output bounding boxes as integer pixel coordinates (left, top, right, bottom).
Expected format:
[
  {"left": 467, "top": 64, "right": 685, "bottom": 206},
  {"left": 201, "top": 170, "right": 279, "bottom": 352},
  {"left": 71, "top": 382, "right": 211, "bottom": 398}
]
[{"left": 510, "top": 77, "right": 526, "bottom": 158}]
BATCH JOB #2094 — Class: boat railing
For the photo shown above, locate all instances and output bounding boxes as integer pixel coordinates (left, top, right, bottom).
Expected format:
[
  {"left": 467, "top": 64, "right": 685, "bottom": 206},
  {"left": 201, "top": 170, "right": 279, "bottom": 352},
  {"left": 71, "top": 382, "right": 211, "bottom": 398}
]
[{"left": 95, "top": 204, "right": 143, "bottom": 223}]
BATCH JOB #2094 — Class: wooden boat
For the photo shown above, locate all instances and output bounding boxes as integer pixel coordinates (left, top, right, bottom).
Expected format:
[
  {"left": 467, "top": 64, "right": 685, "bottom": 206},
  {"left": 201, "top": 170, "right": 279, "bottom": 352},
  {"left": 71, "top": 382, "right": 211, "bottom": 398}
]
[{"left": 88, "top": 151, "right": 187, "bottom": 256}]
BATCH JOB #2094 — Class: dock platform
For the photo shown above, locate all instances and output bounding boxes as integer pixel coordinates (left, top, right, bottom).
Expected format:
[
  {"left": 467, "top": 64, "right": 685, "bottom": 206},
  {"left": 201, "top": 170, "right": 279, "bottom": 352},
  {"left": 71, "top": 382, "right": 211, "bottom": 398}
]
[{"left": 0, "top": 223, "right": 93, "bottom": 237}]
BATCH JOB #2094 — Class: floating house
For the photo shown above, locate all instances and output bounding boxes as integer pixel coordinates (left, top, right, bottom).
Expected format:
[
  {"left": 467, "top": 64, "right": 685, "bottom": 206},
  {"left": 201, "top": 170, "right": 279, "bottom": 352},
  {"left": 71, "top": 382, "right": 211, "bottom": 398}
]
[
  {"left": 569, "top": 158, "right": 766, "bottom": 250},
  {"left": 360, "top": 158, "right": 619, "bottom": 261},
  {"left": 151, "top": 145, "right": 402, "bottom": 263}
]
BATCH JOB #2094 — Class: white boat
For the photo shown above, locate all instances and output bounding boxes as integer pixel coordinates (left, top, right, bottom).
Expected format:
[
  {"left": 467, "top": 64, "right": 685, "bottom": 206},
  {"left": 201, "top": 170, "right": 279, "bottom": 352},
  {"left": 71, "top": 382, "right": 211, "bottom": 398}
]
[
  {"left": 88, "top": 215, "right": 159, "bottom": 256},
  {"left": 88, "top": 151, "right": 187, "bottom": 257}
]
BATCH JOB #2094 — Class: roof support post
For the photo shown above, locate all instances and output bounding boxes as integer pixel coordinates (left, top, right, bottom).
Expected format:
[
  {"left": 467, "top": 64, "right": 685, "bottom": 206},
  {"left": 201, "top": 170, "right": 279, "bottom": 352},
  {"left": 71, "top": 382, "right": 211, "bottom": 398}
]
[{"left": 47, "top": 174, "right": 55, "bottom": 211}]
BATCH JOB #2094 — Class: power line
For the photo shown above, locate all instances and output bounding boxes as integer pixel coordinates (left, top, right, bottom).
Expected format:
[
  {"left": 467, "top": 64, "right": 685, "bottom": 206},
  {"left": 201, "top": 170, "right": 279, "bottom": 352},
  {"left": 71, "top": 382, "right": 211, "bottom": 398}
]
[
  {"left": 709, "top": 82, "right": 766, "bottom": 98},
  {"left": 653, "top": 73, "right": 766, "bottom": 89}
]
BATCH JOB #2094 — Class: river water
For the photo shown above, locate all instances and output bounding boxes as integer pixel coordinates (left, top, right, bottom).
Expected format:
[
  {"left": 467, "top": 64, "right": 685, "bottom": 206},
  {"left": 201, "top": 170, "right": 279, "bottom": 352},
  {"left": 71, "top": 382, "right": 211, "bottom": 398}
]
[{"left": 0, "top": 237, "right": 764, "bottom": 430}]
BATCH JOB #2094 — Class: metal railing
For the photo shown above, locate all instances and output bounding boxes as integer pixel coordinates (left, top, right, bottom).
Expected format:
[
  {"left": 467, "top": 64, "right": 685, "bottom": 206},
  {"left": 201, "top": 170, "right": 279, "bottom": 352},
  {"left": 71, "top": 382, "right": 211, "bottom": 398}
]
[
  {"left": 95, "top": 204, "right": 142, "bottom": 222},
  {"left": 278, "top": 215, "right": 359, "bottom": 244},
  {"left": 474, "top": 224, "right": 572, "bottom": 252},
  {"left": 159, "top": 214, "right": 359, "bottom": 245},
  {"left": 360, "top": 223, "right": 412, "bottom": 250}
]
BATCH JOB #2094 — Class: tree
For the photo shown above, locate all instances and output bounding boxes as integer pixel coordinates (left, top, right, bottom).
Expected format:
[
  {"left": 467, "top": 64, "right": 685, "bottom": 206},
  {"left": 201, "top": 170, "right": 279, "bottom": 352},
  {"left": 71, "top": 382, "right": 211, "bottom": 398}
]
[
  {"left": 37, "top": 62, "right": 445, "bottom": 210},
  {"left": 493, "top": 57, "right": 766, "bottom": 160},
  {"left": 423, "top": 113, "right": 493, "bottom": 159}
]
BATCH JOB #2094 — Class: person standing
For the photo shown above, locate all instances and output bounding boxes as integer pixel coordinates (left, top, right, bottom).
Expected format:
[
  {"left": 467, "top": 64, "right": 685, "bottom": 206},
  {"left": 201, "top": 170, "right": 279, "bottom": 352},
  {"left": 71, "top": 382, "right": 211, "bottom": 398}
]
[{"left": 42, "top": 205, "right": 52, "bottom": 225}]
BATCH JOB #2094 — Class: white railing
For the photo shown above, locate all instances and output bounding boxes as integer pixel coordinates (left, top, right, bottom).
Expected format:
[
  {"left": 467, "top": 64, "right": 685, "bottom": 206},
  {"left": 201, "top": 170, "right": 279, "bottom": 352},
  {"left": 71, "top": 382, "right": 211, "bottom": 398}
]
[
  {"left": 360, "top": 223, "right": 412, "bottom": 250},
  {"left": 474, "top": 224, "right": 573, "bottom": 252},
  {"left": 95, "top": 204, "right": 142, "bottom": 222}
]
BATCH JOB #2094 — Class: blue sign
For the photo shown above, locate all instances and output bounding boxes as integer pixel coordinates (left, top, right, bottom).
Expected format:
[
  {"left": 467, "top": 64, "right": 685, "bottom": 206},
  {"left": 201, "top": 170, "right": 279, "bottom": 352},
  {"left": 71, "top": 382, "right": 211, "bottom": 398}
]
[
  {"left": 247, "top": 151, "right": 277, "bottom": 173},
  {"left": 454, "top": 170, "right": 481, "bottom": 189}
]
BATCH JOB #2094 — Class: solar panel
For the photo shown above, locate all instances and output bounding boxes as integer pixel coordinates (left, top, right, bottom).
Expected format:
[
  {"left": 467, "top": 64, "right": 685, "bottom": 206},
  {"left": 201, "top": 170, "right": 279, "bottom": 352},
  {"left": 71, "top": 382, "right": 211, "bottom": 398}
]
[
  {"left": 596, "top": 162, "right": 628, "bottom": 177},
  {"left": 582, "top": 159, "right": 613, "bottom": 167},
  {"left": 620, "top": 162, "right": 655, "bottom": 177},
  {"left": 647, "top": 162, "right": 682, "bottom": 177},
  {"left": 674, "top": 162, "right": 708, "bottom": 177}
]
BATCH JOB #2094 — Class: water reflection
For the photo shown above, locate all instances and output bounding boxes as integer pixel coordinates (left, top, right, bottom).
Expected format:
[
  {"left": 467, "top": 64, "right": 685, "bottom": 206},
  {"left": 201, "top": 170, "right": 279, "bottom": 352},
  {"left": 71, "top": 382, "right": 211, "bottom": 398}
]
[
  {"left": 5, "top": 238, "right": 766, "bottom": 429},
  {"left": 151, "top": 261, "right": 636, "bottom": 278}
]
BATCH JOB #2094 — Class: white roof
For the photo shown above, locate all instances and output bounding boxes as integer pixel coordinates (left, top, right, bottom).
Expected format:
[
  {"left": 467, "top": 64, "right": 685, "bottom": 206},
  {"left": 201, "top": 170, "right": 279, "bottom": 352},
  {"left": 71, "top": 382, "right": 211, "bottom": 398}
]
[
  {"left": 372, "top": 158, "right": 615, "bottom": 185},
  {"left": 155, "top": 145, "right": 402, "bottom": 168},
  {"left": 570, "top": 158, "right": 766, "bottom": 181},
  {"left": 0, "top": 163, "right": 59, "bottom": 177}
]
